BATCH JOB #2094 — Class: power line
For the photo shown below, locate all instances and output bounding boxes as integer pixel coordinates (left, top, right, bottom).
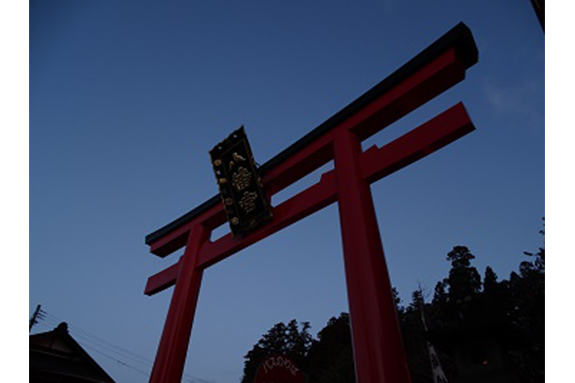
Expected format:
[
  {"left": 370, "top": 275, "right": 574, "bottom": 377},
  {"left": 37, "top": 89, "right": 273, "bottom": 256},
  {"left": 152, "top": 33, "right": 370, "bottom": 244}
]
[
  {"left": 40, "top": 311, "right": 152, "bottom": 364},
  {"left": 36, "top": 310, "right": 213, "bottom": 383},
  {"left": 41, "top": 315, "right": 152, "bottom": 367},
  {"left": 77, "top": 340, "right": 151, "bottom": 378},
  {"left": 39, "top": 315, "right": 204, "bottom": 383},
  {"left": 34, "top": 318, "right": 152, "bottom": 380},
  {"left": 73, "top": 331, "right": 154, "bottom": 368}
]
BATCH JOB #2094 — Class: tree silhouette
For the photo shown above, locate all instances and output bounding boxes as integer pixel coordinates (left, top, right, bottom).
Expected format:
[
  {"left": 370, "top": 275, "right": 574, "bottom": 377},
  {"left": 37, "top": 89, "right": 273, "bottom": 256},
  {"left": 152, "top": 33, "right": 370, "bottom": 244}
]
[
  {"left": 483, "top": 266, "right": 498, "bottom": 293},
  {"left": 445, "top": 245, "right": 482, "bottom": 306},
  {"left": 401, "top": 289, "right": 433, "bottom": 383},
  {"left": 240, "top": 222, "right": 545, "bottom": 383},
  {"left": 506, "top": 222, "right": 545, "bottom": 382},
  {"left": 240, "top": 320, "right": 312, "bottom": 383},
  {"left": 307, "top": 313, "right": 355, "bottom": 383}
]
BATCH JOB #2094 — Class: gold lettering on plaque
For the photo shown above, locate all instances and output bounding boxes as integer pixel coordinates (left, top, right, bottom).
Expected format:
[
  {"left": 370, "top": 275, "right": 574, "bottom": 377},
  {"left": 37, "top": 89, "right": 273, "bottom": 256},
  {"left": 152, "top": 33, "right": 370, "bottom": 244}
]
[
  {"left": 239, "top": 191, "right": 258, "bottom": 213},
  {"left": 232, "top": 167, "right": 252, "bottom": 192}
]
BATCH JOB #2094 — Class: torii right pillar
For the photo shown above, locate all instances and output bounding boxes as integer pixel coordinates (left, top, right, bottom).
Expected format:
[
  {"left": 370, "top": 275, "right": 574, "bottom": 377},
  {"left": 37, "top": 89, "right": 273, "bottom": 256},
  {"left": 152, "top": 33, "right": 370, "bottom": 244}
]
[
  {"left": 335, "top": 126, "right": 411, "bottom": 383},
  {"left": 329, "top": 26, "right": 479, "bottom": 383}
]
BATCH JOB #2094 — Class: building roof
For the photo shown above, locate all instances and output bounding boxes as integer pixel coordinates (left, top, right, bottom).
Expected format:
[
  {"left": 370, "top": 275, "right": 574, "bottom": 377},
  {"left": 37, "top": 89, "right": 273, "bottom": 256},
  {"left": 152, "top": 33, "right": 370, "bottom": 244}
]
[{"left": 30, "top": 322, "right": 116, "bottom": 383}]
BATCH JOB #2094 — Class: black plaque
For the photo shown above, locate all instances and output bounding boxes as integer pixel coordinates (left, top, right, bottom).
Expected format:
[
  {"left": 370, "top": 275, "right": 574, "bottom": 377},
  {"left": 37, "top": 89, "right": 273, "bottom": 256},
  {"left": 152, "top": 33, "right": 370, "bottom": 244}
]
[{"left": 209, "top": 126, "right": 272, "bottom": 236}]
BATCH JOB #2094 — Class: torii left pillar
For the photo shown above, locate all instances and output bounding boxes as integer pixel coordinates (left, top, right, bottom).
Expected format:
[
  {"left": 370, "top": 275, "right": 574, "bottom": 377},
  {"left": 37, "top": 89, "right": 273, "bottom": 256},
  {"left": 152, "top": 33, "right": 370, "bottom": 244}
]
[
  {"left": 143, "top": 22, "right": 478, "bottom": 383},
  {"left": 147, "top": 224, "right": 208, "bottom": 383}
]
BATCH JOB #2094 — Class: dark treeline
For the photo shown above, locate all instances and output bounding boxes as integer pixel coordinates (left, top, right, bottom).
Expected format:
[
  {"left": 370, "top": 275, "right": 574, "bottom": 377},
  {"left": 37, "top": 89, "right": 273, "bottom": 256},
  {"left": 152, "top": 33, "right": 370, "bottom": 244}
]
[{"left": 240, "top": 222, "right": 544, "bottom": 383}]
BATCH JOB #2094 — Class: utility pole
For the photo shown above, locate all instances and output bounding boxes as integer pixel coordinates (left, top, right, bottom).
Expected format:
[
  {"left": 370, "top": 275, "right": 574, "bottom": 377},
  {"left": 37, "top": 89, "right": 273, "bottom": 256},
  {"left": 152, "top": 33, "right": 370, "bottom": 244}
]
[{"left": 29, "top": 304, "right": 41, "bottom": 332}]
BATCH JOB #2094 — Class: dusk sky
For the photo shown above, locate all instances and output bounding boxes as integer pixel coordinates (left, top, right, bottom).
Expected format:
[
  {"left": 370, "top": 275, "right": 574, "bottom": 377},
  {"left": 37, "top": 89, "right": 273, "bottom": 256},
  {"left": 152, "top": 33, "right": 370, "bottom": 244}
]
[{"left": 28, "top": 1, "right": 545, "bottom": 383}]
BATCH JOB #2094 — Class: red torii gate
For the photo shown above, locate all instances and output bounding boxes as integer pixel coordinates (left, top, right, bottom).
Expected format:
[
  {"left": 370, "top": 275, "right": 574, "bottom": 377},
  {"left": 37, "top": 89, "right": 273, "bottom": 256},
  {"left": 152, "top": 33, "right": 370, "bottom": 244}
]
[{"left": 144, "top": 22, "right": 478, "bottom": 383}]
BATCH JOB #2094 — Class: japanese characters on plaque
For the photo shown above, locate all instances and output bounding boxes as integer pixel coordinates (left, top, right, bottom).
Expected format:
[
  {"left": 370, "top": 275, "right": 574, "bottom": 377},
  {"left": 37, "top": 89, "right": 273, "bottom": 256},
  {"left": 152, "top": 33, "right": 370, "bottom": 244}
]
[{"left": 209, "top": 126, "right": 272, "bottom": 236}]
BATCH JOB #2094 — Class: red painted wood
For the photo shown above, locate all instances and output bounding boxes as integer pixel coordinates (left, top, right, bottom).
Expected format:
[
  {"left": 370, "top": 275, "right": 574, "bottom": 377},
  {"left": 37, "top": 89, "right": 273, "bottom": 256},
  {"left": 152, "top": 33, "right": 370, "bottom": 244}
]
[
  {"left": 343, "top": 48, "right": 464, "bottom": 141},
  {"left": 147, "top": 48, "right": 466, "bottom": 259},
  {"left": 145, "top": 26, "right": 478, "bottom": 383},
  {"left": 361, "top": 102, "right": 474, "bottom": 183},
  {"left": 144, "top": 169, "right": 336, "bottom": 295},
  {"left": 198, "top": 170, "right": 337, "bottom": 269},
  {"left": 148, "top": 224, "right": 209, "bottom": 383},
  {"left": 144, "top": 103, "right": 475, "bottom": 296},
  {"left": 334, "top": 128, "right": 411, "bottom": 383},
  {"left": 144, "top": 257, "right": 181, "bottom": 296},
  {"left": 149, "top": 206, "right": 223, "bottom": 257}
]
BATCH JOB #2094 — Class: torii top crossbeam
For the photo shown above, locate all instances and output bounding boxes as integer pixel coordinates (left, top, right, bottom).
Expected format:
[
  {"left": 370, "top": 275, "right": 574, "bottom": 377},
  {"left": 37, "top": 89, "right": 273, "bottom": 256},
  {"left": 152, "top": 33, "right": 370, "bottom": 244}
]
[{"left": 144, "top": 22, "right": 478, "bottom": 383}]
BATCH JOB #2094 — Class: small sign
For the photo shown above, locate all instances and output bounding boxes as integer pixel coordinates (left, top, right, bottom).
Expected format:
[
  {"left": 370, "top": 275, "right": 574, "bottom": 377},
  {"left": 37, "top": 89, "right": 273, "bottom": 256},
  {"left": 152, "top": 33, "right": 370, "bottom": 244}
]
[
  {"left": 255, "top": 354, "right": 305, "bottom": 383},
  {"left": 209, "top": 126, "right": 272, "bottom": 236}
]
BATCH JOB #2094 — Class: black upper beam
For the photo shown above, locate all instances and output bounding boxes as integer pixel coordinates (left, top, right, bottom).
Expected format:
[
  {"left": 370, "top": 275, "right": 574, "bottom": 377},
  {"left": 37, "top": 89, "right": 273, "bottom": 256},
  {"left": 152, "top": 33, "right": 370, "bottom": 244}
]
[{"left": 145, "top": 22, "right": 478, "bottom": 246}]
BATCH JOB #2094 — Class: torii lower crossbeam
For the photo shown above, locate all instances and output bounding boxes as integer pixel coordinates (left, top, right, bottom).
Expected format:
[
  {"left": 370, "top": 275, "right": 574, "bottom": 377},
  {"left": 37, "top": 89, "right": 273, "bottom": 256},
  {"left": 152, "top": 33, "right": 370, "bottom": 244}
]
[{"left": 144, "top": 23, "right": 478, "bottom": 383}]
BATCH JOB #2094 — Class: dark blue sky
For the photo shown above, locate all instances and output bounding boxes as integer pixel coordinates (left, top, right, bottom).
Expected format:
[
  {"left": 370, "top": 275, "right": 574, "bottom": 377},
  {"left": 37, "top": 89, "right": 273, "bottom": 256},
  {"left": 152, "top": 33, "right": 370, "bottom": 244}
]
[{"left": 30, "top": 1, "right": 544, "bottom": 382}]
